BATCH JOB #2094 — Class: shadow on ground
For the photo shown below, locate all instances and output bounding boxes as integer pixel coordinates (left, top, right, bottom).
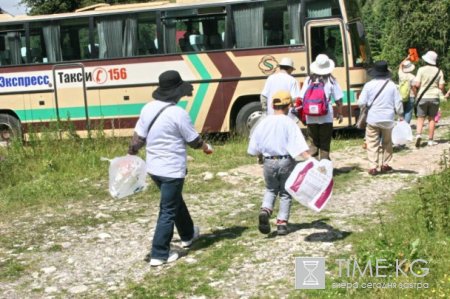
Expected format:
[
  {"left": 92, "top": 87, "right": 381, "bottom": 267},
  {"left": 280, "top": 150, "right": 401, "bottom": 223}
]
[
  {"left": 188, "top": 226, "right": 249, "bottom": 251},
  {"left": 267, "top": 218, "right": 351, "bottom": 242}
]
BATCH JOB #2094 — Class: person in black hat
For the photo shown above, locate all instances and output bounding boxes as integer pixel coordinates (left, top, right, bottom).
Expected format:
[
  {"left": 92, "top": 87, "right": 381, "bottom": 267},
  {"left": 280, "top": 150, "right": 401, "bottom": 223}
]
[
  {"left": 128, "top": 70, "right": 213, "bottom": 266},
  {"left": 358, "top": 61, "right": 404, "bottom": 176}
]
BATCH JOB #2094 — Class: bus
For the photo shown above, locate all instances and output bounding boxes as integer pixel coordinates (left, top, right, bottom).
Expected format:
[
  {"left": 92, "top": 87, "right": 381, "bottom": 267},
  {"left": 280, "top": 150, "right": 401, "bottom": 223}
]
[{"left": 0, "top": 0, "right": 371, "bottom": 143}]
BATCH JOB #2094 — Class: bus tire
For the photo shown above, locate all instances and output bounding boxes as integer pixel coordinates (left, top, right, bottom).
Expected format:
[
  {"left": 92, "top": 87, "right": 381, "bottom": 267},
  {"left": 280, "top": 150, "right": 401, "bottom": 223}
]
[
  {"left": 0, "top": 114, "right": 22, "bottom": 145},
  {"left": 235, "top": 102, "right": 262, "bottom": 136}
]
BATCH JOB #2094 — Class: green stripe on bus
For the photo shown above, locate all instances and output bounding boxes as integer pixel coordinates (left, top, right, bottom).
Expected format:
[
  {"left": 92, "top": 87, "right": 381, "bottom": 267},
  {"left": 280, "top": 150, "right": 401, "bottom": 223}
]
[
  {"left": 15, "top": 103, "right": 146, "bottom": 122},
  {"left": 187, "top": 54, "right": 211, "bottom": 123},
  {"left": 177, "top": 101, "right": 188, "bottom": 110}
]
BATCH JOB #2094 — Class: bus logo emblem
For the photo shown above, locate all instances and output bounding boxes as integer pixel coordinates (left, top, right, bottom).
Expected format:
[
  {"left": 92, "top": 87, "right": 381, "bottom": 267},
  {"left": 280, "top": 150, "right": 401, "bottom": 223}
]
[
  {"left": 93, "top": 67, "right": 108, "bottom": 84},
  {"left": 258, "top": 55, "right": 278, "bottom": 75}
]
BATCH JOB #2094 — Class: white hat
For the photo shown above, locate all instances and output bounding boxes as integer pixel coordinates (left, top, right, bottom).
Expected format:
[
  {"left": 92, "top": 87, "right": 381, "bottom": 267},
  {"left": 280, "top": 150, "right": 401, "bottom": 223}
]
[
  {"left": 310, "top": 54, "right": 335, "bottom": 75},
  {"left": 279, "top": 57, "right": 295, "bottom": 70},
  {"left": 422, "top": 51, "right": 438, "bottom": 65},
  {"left": 402, "top": 60, "right": 415, "bottom": 73}
]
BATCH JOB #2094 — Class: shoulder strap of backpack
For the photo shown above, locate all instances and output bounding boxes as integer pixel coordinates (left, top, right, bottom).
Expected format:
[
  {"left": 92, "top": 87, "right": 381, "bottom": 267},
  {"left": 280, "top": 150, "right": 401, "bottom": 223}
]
[
  {"left": 146, "top": 103, "right": 175, "bottom": 137},
  {"left": 368, "top": 80, "right": 390, "bottom": 110},
  {"left": 416, "top": 69, "right": 440, "bottom": 103}
]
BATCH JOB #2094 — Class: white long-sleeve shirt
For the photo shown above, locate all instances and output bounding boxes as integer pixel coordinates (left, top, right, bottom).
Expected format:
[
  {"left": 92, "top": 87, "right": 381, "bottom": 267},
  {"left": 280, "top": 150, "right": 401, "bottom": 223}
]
[{"left": 358, "top": 79, "right": 403, "bottom": 128}]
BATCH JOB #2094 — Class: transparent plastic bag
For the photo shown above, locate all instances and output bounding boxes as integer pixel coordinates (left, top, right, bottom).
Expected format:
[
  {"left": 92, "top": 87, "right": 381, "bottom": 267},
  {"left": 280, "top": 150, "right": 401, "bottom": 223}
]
[
  {"left": 285, "top": 158, "right": 334, "bottom": 212},
  {"left": 104, "top": 155, "right": 147, "bottom": 199},
  {"left": 392, "top": 120, "right": 413, "bottom": 145}
]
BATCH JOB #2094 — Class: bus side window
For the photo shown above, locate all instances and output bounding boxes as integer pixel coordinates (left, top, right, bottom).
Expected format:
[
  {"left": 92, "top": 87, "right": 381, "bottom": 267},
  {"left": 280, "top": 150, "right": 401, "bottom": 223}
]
[
  {"left": 0, "top": 32, "right": 26, "bottom": 65},
  {"left": 137, "top": 12, "right": 158, "bottom": 56},
  {"left": 232, "top": 0, "right": 303, "bottom": 49}
]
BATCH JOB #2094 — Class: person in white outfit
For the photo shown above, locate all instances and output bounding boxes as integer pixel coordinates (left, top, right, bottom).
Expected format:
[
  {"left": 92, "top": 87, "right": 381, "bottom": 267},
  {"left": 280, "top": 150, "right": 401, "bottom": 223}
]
[
  {"left": 358, "top": 61, "right": 404, "bottom": 175},
  {"left": 128, "top": 70, "right": 213, "bottom": 266},
  {"left": 298, "top": 54, "right": 344, "bottom": 160},
  {"left": 260, "top": 57, "right": 301, "bottom": 115},
  {"left": 248, "top": 90, "right": 310, "bottom": 236}
]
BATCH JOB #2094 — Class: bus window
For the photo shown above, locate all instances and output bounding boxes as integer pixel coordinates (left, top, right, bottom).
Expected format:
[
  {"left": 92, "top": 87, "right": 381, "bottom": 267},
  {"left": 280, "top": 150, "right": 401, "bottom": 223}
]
[
  {"left": 305, "top": 0, "right": 342, "bottom": 19},
  {"left": 232, "top": 0, "right": 303, "bottom": 49},
  {"left": 0, "top": 31, "right": 25, "bottom": 65},
  {"left": 232, "top": 2, "right": 264, "bottom": 48},
  {"left": 311, "top": 25, "right": 344, "bottom": 67},
  {"left": 163, "top": 15, "right": 226, "bottom": 54},
  {"left": 60, "top": 18, "right": 90, "bottom": 61},
  {"left": 28, "top": 24, "right": 52, "bottom": 63},
  {"left": 96, "top": 15, "right": 139, "bottom": 59},
  {"left": 137, "top": 12, "right": 158, "bottom": 55},
  {"left": 348, "top": 21, "right": 371, "bottom": 67}
]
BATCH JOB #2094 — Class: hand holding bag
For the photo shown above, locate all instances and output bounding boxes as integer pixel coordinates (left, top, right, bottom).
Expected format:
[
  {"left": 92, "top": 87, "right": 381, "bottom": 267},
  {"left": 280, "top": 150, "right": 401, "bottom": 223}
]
[{"left": 356, "top": 80, "right": 390, "bottom": 129}]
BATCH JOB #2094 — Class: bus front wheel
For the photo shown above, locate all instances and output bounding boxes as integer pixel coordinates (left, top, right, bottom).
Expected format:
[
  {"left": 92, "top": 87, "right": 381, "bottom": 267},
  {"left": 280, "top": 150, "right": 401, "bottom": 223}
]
[
  {"left": 0, "top": 114, "right": 22, "bottom": 146},
  {"left": 235, "top": 102, "right": 263, "bottom": 136}
]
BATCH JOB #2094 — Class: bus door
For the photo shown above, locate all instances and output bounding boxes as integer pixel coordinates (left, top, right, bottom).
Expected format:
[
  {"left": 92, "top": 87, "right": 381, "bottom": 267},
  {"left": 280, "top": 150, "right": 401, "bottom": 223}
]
[
  {"left": 305, "top": 19, "right": 351, "bottom": 126},
  {"left": 52, "top": 63, "right": 90, "bottom": 135}
]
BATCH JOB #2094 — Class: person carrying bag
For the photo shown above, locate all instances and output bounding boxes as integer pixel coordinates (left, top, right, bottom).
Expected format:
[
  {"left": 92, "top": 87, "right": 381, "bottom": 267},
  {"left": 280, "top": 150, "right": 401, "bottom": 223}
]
[
  {"left": 357, "top": 61, "right": 404, "bottom": 175},
  {"left": 356, "top": 79, "right": 389, "bottom": 130}
]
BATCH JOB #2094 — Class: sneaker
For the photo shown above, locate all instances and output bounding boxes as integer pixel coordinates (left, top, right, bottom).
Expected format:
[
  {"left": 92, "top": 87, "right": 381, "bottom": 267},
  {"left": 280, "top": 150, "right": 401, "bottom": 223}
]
[
  {"left": 276, "top": 220, "right": 288, "bottom": 236},
  {"left": 368, "top": 168, "right": 378, "bottom": 176},
  {"left": 427, "top": 140, "right": 438, "bottom": 146},
  {"left": 181, "top": 226, "right": 200, "bottom": 248},
  {"left": 149, "top": 251, "right": 179, "bottom": 267},
  {"left": 415, "top": 135, "right": 422, "bottom": 148},
  {"left": 380, "top": 165, "right": 393, "bottom": 173},
  {"left": 258, "top": 209, "right": 271, "bottom": 234}
]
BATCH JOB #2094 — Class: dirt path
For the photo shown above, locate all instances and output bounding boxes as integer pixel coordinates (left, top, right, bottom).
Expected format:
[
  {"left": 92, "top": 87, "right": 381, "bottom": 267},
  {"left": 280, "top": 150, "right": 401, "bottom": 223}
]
[{"left": 1, "top": 120, "right": 449, "bottom": 298}]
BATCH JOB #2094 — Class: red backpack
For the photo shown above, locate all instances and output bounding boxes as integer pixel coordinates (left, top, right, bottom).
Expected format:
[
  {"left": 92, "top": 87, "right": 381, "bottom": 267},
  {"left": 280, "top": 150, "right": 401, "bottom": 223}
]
[{"left": 302, "top": 80, "right": 329, "bottom": 116}]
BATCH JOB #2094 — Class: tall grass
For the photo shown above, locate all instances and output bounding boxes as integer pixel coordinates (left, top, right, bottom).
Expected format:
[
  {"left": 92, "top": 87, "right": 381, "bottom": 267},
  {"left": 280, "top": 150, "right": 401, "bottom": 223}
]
[
  {"left": 297, "top": 154, "right": 450, "bottom": 298},
  {"left": 0, "top": 126, "right": 254, "bottom": 217},
  {"left": 0, "top": 123, "right": 130, "bottom": 215}
]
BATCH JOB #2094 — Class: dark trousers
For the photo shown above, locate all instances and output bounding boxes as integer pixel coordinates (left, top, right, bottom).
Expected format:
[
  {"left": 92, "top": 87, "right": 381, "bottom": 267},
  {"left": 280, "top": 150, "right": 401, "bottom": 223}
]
[
  {"left": 150, "top": 175, "right": 194, "bottom": 260},
  {"left": 307, "top": 123, "right": 333, "bottom": 160}
]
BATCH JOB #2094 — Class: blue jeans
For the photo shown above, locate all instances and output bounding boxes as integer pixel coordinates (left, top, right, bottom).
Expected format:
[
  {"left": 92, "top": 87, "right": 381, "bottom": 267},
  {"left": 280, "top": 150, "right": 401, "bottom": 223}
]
[
  {"left": 403, "top": 97, "right": 414, "bottom": 124},
  {"left": 150, "top": 175, "right": 194, "bottom": 260},
  {"left": 262, "top": 158, "right": 295, "bottom": 221}
]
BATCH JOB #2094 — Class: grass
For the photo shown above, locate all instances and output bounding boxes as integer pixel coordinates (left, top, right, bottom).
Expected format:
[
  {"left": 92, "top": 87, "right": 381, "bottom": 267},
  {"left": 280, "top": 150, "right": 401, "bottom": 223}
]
[
  {"left": 1, "top": 116, "right": 449, "bottom": 297},
  {"left": 0, "top": 260, "right": 26, "bottom": 281},
  {"left": 292, "top": 164, "right": 450, "bottom": 299}
]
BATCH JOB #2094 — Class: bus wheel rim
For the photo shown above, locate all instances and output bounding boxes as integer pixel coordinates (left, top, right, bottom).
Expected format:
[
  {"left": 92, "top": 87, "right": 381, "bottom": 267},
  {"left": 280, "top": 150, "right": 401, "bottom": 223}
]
[
  {"left": 0, "top": 123, "right": 12, "bottom": 144},
  {"left": 246, "top": 111, "right": 262, "bottom": 131}
]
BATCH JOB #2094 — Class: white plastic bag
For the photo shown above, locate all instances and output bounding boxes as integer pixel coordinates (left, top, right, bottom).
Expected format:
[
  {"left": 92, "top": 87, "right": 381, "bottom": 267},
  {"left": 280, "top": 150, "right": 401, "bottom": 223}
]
[
  {"left": 285, "top": 158, "right": 334, "bottom": 212},
  {"left": 392, "top": 121, "right": 413, "bottom": 145},
  {"left": 104, "top": 155, "right": 147, "bottom": 199}
]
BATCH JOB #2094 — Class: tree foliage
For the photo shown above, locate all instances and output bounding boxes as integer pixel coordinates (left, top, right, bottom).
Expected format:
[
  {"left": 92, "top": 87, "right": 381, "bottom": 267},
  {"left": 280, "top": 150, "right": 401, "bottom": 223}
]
[{"left": 360, "top": 0, "right": 450, "bottom": 81}]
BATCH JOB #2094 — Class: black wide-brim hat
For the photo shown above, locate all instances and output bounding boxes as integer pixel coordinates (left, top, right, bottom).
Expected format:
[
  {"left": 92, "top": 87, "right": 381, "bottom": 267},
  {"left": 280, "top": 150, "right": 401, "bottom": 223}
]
[
  {"left": 153, "top": 70, "right": 193, "bottom": 101},
  {"left": 368, "top": 60, "right": 391, "bottom": 78}
]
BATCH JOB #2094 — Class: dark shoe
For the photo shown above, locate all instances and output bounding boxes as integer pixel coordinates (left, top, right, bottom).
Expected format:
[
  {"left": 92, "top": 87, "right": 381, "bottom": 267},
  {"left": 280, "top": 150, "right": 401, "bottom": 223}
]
[
  {"left": 380, "top": 165, "right": 393, "bottom": 173},
  {"left": 368, "top": 168, "right": 378, "bottom": 176},
  {"left": 258, "top": 210, "right": 271, "bottom": 234},
  {"left": 415, "top": 135, "right": 422, "bottom": 148},
  {"left": 277, "top": 220, "right": 288, "bottom": 235}
]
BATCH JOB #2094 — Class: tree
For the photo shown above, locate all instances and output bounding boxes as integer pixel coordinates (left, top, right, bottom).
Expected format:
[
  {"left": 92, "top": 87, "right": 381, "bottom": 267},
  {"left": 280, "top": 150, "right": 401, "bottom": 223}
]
[{"left": 360, "top": 0, "right": 450, "bottom": 81}]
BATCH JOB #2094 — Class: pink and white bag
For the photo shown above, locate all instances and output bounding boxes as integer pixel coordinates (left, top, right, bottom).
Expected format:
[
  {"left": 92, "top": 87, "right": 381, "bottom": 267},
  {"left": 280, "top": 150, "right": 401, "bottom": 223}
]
[{"left": 285, "top": 158, "right": 333, "bottom": 212}]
